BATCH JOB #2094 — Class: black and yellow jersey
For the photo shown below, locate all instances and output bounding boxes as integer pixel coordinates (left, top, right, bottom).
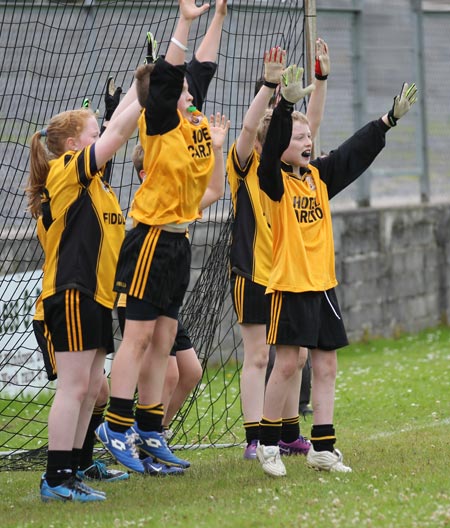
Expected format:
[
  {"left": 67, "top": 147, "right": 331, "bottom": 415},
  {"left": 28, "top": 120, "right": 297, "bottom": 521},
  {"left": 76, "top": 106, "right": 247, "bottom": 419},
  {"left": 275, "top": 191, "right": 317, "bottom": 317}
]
[
  {"left": 41, "top": 144, "right": 125, "bottom": 309},
  {"left": 130, "top": 57, "right": 214, "bottom": 227},
  {"left": 259, "top": 164, "right": 337, "bottom": 293},
  {"left": 258, "top": 97, "right": 388, "bottom": 294},
  {"left": 227, "top": 143, "right": 272, "bottom": 287},
  {"left": 33, "top": 217, "right": 46, "bottom": 321}
]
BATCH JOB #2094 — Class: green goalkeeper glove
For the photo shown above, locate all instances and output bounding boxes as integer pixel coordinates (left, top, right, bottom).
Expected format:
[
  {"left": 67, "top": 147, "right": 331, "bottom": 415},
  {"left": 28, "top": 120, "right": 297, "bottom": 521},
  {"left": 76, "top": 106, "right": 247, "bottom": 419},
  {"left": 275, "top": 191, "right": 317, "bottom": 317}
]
[
  {"left": 144, "top": 31, "right": 158, "bottom": 64},
  {"left": 81, "top": 97, "right": 99, "bottom": 116},
  {"left": 280, "top": 65, "right": 315, "bottom": 104},
  {"left": 387, "top": 82, "right": 418, "bottom": 127}
]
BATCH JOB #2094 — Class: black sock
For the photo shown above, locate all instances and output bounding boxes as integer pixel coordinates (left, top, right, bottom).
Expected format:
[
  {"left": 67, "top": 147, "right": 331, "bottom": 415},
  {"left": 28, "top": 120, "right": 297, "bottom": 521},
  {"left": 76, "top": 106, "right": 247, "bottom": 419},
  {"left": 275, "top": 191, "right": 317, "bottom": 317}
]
[
  {"left": 259, "top": 417, "right": 282, "bottom": 447},
  {"left": 80, "top": 404, "right": 106, "bottom": 469},
  {"left": 105, "top": 397, "right": 135, "bottom": 433},
  {"left": 280, "top": 416, "right": 300, "bottom": 443},
  {"left": 46, "top": 450, "right": 72, "bottom": 487},
  {"left": 244, "top": 421, "right": 259, "bottom": 444},
  {"left": 135, "top": 403, "right": 164, "bottom": 432},
  {"left": 311, "top": 424, "right": 336, "bottom": 452}
]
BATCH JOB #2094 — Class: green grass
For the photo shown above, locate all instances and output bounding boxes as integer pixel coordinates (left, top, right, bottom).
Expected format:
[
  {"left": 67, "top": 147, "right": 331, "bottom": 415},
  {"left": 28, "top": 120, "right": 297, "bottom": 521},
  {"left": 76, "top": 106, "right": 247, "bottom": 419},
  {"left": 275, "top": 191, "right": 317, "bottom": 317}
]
[{"left": 1, "top": 326, "right": 450, "bottom": 527}]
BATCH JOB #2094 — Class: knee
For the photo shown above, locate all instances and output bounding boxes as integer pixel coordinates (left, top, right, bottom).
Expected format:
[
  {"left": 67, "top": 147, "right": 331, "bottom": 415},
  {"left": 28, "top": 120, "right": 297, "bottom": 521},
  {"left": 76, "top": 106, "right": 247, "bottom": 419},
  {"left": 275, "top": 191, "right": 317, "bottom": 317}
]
[
  {"left": 182, "top": 362, "right": 203, "bottom": 389},
  {"left": 277, "top": 356, "right": 299, "bottom": 379},
  {"left": 312, "top": 353, "right": 337, "bottom": 381},
  {"left": 95, "top": 375, "right": 110, "bottom": 406},
  {"left": 244, "top": 344, "right": 269, "bottom": 371},
  {"left": 165, "top": 362, "right": 180, "bottom": 391}
]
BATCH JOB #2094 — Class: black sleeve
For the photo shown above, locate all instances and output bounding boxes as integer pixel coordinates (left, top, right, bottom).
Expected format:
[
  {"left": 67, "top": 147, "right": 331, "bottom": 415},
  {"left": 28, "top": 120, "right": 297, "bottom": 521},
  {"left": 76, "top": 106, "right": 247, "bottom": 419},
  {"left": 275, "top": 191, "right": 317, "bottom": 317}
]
[
  {"left": 257, "top": 97, "right": 293, "bottom": 202},
  {"left": 185, "top": 55, "right": 217, "bottom": 112},
  {"left": 144, "top": 57, "right": 186, "bottom": 136},
  {"left": 311, "top": 118, "right": 389, "bottom": 200}
]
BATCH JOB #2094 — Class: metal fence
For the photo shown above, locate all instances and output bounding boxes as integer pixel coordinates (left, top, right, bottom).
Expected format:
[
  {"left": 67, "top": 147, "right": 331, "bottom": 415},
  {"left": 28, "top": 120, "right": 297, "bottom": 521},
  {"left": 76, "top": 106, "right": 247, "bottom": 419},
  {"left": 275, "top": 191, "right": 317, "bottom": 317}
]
[{"left": 315, "top": 0, "right": 450, "bottom": 209}]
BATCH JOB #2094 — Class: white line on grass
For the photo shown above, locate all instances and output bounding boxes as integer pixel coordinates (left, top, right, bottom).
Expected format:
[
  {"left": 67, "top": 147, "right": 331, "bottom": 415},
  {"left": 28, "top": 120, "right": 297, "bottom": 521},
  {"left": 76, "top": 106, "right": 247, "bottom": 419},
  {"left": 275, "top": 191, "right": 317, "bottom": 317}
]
[{"left": 369, "top": 417, "right": 450, "bottom": 440}]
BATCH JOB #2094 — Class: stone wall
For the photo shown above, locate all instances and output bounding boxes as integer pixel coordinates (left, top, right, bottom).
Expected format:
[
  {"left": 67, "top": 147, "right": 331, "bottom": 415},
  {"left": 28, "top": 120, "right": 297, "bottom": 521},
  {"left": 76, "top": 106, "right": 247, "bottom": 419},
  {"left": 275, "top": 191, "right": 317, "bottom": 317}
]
[{"left": 333, "top": 204, "right": 450, "bottom": 341}]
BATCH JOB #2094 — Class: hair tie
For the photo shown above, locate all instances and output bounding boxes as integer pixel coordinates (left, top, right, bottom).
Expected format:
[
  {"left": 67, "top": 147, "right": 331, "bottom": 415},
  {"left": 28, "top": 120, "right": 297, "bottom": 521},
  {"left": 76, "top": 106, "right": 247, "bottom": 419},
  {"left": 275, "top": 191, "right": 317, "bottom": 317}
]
[{"left": 39, "top": 129, "right": 47, "bottom": 137}]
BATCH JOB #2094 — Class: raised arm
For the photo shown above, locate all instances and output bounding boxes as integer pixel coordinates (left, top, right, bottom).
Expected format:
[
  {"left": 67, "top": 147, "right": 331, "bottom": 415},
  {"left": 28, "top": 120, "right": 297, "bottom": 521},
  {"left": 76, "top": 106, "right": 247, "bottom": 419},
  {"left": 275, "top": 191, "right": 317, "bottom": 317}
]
[
  {"left": 314, "top": 82, "right": 418, "bottom": 198},
  {"left": 235, "top": 47, "right": 286, "bottom": 167},
  {"left": 94, "top": 98, "right": 142, "bottom": 169},
  {"left": 166, "top": 0, "right": 210, "bottom": 66},
  {"left": 199, "top": 112, "right": 231, "bottom": 211},
  {"left": 195, "top": 0, "right": 227, "bottom": 63},
  {"left": 306, "top": 38, "right": 329, "bottom": 140},
  {"left": 258, "top": 65, "right": 314, "bottom": 200}
]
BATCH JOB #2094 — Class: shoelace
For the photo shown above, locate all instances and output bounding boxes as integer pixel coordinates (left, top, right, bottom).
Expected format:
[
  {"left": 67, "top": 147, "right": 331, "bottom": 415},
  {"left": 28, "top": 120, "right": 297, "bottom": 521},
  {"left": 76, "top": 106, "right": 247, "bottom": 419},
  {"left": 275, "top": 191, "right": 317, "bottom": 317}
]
[
  {"left": 125, "top": 430, "right": 141, "bottom": 459},
  {"left": 68, "top": 476, "right": 90, "bottom": 495},
  {"left": 92, "top": 460, "right": 108, "bottom": 477}
]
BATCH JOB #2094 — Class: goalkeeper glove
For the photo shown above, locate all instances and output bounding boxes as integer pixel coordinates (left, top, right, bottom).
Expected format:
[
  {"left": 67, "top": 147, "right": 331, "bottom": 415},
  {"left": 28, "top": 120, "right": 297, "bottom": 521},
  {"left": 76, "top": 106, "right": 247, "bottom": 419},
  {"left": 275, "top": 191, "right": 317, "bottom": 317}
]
[
  {"left": 263, "top": 46, "right": 286, "bottom": 86},
  {"left": 104, "top": 77, "right": 122, "bottom": 121},
  {"left": 81, "top": 97, "right": 99, "bottom": 116},
  {"left": 387, "top": 82, "right": 418, "bottom": 127},
  {"left": 144, "top": 31, "right": 158, "bottom": 64},
  {"left": 281, "top": 65, "right": 315, "bottom": 104}
]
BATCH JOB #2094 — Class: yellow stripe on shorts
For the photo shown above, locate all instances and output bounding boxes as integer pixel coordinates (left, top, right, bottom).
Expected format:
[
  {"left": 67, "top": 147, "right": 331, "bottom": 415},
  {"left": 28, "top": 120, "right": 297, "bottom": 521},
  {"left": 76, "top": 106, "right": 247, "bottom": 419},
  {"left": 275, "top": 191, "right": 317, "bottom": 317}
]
[
  {"left": 129, "top": 227, "right": 160, "bottom": 299},
  {"left": 268, "top": 291, "right": 282, "bottom": 344}
]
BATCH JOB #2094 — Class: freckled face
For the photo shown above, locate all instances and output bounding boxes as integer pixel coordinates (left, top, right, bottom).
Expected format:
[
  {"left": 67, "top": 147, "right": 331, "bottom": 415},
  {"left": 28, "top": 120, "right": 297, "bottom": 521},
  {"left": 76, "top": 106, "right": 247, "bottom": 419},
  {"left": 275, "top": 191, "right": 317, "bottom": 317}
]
[{"left": 76, "top": 116, "right": 100, "bottom": 149}]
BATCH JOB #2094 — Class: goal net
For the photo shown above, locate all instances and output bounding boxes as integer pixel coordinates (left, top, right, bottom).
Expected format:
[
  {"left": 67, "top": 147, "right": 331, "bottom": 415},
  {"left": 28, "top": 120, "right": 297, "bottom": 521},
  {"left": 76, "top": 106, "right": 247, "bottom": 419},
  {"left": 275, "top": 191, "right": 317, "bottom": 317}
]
[{"left": 0, "top": 0, "right": 307, "bottom": 470}]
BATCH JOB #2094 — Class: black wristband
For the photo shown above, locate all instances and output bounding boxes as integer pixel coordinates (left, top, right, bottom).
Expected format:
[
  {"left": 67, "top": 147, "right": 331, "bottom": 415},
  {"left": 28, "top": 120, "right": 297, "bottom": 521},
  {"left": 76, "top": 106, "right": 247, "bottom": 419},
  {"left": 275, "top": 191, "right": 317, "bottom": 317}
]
[
  {"left": 280, "top": 96, "right": 294, "bottom": 113},
  {"left": 387, "top": 109, "right": 398, "bottom": 127},
  {"left": 315, "top": 73, "right": 328, "bottom": 81},
  {"left": 263, "top": 80, "right": 279, "bottom": 89}
]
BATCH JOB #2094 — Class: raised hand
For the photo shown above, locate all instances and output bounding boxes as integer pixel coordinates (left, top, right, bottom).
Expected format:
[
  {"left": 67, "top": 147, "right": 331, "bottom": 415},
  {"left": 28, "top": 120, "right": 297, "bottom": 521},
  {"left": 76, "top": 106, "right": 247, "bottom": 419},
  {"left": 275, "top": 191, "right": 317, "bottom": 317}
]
[
  {"left": 179, "top": 0, "right": 210, "bottom": 22},
  {"left": 210, "top": 112, "right": 231, "bottom": 151},
  {"left": 264, "top": 46, "right": 287, "bottom": 85},
  {"left": 104, "top": 77, "right": 123, "bottom": 121},
  {"left": 281, "top": 64, "right": 315, "bottom": 104},
  {"left": 315, "top": 38, "right": 330, "bottom": 79},
  {"left": 215, "top": 0, "right": 227, "bottom": 16},
  {"left": 387, "top": 82, "right": 418, "bottom": 126}
]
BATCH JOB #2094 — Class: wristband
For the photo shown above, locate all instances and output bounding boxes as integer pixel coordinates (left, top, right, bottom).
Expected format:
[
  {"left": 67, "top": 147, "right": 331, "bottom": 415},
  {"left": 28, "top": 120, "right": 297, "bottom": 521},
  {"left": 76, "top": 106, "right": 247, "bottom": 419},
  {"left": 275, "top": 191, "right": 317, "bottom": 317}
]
[
  {"left": 315, "top": 58, "right": 328, "bottom": 81},
  {"left": 315, "top": 73, "right": 328, "bottom": 81},
  {"left": 171, "top": 37, "right": 188, "bottom": 52},
  {"left": 387, "top": 109, "right": 398, "bottom": 127},
  {"left": 263, "top": 80, "right": 278, "bottom": 89}
]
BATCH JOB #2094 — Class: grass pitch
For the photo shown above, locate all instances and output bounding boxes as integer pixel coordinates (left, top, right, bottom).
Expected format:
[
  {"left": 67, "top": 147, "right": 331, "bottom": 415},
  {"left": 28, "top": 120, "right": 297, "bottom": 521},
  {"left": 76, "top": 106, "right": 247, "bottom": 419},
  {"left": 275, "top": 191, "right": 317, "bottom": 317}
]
[{"left": 1, "top": 326, "right": 450, "bottom": 527}]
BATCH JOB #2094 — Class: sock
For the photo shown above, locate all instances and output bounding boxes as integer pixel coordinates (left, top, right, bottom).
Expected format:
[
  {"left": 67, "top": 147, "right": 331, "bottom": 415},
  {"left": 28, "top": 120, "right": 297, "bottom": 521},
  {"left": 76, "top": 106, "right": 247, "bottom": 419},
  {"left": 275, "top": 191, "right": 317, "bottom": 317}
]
[
  {"left": 105, "top": 397, "right": 135, "bottom": 433},
  {"left": 311, "top": 424, "right": 336, "bottom": 452},
  {"left": 280, "top": 415, "right": 300, "bottom": 443},
  {"left": 80, "top": 403, "right": 106, "bottom": 469},
  {"left": 259, "top": 417, "right": 282, "bottom": 447},
  {"left": 71, "top": 448, "right": 82, "bottom": 475},
  {"left": 46, "top": 450, "right": 72, "bottom": 487},
  {"left": 244, "top": 421, "right": 259, "bottom": 444},
  {"left": 135, "top": 403, "right": 164, "bottom": 432}
]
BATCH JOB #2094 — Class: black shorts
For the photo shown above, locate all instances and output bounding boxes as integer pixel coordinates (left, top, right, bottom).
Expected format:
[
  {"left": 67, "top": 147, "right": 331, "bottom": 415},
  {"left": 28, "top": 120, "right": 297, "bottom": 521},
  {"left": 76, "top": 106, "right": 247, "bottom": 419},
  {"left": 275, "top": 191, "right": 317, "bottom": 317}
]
[
  {"left": 114, "top": 224, "right": 191, "bottom": 314},
  {"left": 43, "top": 290, "right": 114, "bottom": 353},
  {"left": 266, "top": 288, "right": 348, "bottom": 350},
  {"left": 170, "top": 320, "right": 193, "bottom": 356},
  {"left": 230, "top": 274, "right": 267, "bottom": 325},
  {"left": 33, "top": 319, "right": 57, "bottom": 381}
]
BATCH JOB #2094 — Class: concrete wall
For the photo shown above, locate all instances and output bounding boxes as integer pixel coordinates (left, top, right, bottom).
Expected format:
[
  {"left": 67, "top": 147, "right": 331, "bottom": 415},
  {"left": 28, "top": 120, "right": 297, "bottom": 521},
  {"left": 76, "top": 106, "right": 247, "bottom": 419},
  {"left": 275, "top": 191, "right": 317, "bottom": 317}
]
[{"left": 333, "top": 203, "right": 450, "bottom": 341}]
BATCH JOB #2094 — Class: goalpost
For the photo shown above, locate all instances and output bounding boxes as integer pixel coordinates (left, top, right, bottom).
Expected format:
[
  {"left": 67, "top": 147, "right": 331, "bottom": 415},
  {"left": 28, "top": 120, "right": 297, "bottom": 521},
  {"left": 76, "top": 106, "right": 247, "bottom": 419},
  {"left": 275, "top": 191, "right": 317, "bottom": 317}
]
[{"left": 0, "top": 0, "right": 313, "bottom": 470}]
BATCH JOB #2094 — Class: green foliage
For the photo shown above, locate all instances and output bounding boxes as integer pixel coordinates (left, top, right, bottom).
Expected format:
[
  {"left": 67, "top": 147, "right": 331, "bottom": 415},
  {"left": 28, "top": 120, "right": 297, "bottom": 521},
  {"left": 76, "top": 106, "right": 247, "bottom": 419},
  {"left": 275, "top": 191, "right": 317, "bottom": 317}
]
[{"left": 1, "top": 326, "right": 450, "bottom": 527}]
